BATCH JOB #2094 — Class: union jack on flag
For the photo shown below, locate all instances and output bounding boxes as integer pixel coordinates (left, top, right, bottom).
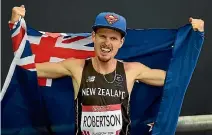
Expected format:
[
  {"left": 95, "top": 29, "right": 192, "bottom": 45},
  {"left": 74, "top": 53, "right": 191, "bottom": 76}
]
[{"left": 9, "top": 18, "right": 95, "bottom": 87}]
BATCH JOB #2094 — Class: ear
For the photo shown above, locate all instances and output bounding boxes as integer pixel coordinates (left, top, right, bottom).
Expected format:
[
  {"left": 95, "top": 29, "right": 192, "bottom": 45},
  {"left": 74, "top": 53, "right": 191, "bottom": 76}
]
[
  {"left": 92, "top": 31, "right": 96, "bottom": 42},
  {"left": 119, "top": 37, "right": 125, "bottom": 48}
]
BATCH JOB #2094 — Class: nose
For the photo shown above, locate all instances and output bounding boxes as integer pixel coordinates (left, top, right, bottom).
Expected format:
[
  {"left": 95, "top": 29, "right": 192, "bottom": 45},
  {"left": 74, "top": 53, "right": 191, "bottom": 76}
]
[{"left": 104, "top": 38, "right": 111, "bottom": 46}]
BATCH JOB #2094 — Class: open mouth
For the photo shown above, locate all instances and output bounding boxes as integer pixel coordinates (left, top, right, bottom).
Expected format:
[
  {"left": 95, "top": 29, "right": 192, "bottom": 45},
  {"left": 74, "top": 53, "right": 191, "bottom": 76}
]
[{"left": 101, "top": 47, "right": 112, "bottom": 53}]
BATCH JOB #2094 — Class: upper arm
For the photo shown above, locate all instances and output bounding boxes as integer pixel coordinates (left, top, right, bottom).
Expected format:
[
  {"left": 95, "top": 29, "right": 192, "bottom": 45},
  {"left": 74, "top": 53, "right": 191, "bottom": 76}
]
[
  {"left": 135, "top": 63, "right": 152, "bottom": 80},
  {"left": 134, "top": 63, "right": 166, "bottom": 86},
  {"left": 36, "top": 58, "right": 82, "bottom": 78},
  {"left": 60, "top": 58, "right": 84, "bottom": 77}
]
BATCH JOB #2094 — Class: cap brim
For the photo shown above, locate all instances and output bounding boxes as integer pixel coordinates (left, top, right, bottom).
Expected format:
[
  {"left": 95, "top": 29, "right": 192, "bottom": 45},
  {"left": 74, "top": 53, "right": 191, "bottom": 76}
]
[{"left": 92, "top": 25, "right": 126, "bottom": 37}]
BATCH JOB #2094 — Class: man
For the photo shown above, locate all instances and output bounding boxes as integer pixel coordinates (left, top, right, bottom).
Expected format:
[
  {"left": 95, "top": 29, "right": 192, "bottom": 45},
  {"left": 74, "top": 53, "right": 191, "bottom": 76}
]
[{"left": 10, "top": 5, "right": 204, "bottom": 135}]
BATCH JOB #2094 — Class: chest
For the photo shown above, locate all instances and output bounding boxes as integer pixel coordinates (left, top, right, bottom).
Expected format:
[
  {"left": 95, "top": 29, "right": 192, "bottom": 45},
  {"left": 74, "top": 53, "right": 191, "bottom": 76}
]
[
  {"left": 73, "top": 66, "right": 136, "bottom": 97},
  {"left": 80, "top": 72, "right": 128, "bottom": 104}
]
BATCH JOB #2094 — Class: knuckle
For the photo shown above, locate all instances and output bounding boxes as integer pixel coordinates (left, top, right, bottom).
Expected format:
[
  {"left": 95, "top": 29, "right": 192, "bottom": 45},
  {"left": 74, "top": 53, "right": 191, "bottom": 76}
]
[{"left": 12, "top": 7, "right": 17, "bottom": 11}]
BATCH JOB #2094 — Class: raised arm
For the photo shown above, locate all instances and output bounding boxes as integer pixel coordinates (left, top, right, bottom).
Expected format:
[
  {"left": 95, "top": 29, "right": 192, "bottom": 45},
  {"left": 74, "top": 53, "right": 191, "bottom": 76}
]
[
  {"left": 133, "top": 63, "right": 166, "bottom": 86},
  {"left": 36, "top": 58, "right": 84, "bottom": 79},
  {"left": 36, "top": 60, "right": 71, "bottom": 78},
  {"left": 133, "top": 18, "right": 204, "bottom": 87}
]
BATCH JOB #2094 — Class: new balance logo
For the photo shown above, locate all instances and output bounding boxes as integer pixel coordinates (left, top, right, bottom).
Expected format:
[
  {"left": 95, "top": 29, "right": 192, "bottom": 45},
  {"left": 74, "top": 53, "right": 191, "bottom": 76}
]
[{"left": 86, "top": 76, "right": 95, "bottom": 82}]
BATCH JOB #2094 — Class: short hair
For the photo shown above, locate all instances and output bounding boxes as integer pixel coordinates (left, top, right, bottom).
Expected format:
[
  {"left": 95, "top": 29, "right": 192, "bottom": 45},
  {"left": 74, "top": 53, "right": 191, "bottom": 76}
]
[{"left": 93, "top": 26, "right": 125, "bottom": 38}]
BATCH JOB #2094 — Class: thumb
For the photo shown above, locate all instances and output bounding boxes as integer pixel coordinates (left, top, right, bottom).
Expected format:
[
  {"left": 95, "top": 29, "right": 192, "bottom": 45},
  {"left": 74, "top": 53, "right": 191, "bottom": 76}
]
[
  {"left": 20, "top": 5, "right": 25, "bottom": 8},
  {"left": 189, "top": 17, "right": 193, "bottom": 23}
]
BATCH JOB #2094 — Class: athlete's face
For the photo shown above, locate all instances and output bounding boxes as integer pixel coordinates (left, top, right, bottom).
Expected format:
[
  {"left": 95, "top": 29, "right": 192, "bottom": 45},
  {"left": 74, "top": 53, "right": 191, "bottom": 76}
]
[{"left": 92, "top": 28, "right": 124, "bottom": 62}]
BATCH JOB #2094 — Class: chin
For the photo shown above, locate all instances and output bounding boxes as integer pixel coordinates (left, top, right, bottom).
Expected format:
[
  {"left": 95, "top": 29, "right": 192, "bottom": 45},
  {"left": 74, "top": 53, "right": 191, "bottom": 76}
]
[{"left": 98, "top": 56, "right": 112, "bottom": 62}]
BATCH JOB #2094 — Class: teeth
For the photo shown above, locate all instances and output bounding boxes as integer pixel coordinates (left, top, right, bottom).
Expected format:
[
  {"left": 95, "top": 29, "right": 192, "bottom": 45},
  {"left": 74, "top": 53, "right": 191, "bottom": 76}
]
[
  {"left": 102, "top": 48, "right": 110, "bottom": 51},
  {"left": 101, "top": 48, "right": 111, "bottom": 52}
]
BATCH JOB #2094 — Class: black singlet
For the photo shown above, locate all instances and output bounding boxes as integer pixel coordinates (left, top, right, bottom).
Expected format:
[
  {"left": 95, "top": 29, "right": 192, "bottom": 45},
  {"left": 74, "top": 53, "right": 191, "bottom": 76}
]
[{"left": 75, "top": 59, "right": 130, "bottom": 135}]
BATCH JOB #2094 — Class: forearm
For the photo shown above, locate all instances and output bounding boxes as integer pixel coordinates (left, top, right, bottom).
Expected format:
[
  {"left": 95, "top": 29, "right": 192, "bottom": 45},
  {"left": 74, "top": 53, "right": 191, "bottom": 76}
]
[
  {"left": 140, "top": 69, "right": 166, "bottom": 86},
  {"left": 151, "top": 69, "right": 166, "bottom": 81}
]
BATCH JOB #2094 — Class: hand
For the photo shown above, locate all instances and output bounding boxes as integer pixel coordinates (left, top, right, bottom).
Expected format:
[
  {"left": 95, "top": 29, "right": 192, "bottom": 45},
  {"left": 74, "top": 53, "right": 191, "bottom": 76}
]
[
  {"left": 189, "top": 17, "right": 204, "bottom": 32},
  {"left": 10, "top": 5, "right": 26, "bottom": 23}
]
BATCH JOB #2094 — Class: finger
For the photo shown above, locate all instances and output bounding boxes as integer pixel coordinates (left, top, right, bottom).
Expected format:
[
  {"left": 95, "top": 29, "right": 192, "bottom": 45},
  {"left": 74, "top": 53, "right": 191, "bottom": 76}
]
[
  {"left": 16, "top": 10, "right": 25, "bottom": 17},
  {"left": 192, "top": 25, "right": 198, "bottom": 31},
  {"left": 20, "top": 5, "right": 25, "bottom": 11},
  {"left": 193, "top": 28, "right": 198, "bottom": 31},
  {"left": 192, "top": 24, "right": 198, "bottom": 31},
  {"left": 19, "top": 8, "right": 26, "bottom": 11}
]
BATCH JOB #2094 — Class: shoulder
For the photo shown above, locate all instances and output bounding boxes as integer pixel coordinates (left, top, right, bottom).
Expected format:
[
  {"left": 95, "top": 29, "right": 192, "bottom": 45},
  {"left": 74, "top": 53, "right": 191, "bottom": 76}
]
[
  {"left": 123, "top": 61, "right": 149, "bottom": 74},
  {"left": 116, "top": 60, "right": 141, "bottom": 75},
  {"left": 123, "top": 61, "right": 141, "bottom": 71},
  {"left": 62, "top": 58, "right": 86, "bottom": 69},
  {"left": 121, "top": 61, "right": 142, "bottom": 82}
]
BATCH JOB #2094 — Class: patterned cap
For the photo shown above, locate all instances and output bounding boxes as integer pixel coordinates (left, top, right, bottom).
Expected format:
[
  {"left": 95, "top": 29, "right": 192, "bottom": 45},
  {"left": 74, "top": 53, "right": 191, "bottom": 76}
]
[{"left": 92, "top": 12, "right": 127, "bottom": 37}]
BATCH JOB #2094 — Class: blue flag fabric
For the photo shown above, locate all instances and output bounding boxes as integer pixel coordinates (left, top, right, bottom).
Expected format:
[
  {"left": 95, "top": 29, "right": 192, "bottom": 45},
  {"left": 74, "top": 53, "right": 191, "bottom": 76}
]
[{"left": 1, "top": 19, "right": 204, "bottom": 135}]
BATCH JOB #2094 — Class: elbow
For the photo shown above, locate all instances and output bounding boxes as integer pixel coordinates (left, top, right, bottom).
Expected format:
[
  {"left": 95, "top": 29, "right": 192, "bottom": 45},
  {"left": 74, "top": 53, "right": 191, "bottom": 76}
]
[
  {"left": 159, "top": 71, "right": 166, "bottom": 86},
  {"left": 154, "top": 71, "right": 166, "bottom": 87},
  {"left": 159, "top": 79, "right": 165, "bottom": 87}
]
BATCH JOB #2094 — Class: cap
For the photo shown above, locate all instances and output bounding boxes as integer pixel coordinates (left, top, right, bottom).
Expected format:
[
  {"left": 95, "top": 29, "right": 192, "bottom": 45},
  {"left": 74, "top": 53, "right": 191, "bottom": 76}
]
[{"left": 92, "top": 12, "right": 127, "bottom": 37}]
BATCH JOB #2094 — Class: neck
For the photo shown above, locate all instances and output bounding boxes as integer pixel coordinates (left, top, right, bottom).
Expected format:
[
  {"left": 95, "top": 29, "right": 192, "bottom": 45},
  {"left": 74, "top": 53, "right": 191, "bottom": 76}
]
[{"left": 93, "top": 57, "right": 117, "bottom": 74}]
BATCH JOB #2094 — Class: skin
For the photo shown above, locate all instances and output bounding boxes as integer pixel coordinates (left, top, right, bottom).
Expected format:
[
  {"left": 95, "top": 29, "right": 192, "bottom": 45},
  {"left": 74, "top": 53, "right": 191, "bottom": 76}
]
[{"left": 10, "top": 5, "right": 205, "bottom": 99}]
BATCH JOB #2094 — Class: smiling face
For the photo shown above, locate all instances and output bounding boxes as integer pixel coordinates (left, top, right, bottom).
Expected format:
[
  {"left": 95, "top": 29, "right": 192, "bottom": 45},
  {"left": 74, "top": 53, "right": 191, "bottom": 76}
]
[{"left": 92, "top": 28, "right": 124, "bottom": 62}]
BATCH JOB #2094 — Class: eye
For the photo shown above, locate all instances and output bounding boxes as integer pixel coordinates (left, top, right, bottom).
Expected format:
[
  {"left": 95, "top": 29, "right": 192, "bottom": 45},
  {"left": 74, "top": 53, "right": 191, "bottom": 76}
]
[
  {"left": 111, "top": 37, "right": 118, "bottom": 41},
  {"left": 99, "top": 34, "right": 106, "bottom": 39}
]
